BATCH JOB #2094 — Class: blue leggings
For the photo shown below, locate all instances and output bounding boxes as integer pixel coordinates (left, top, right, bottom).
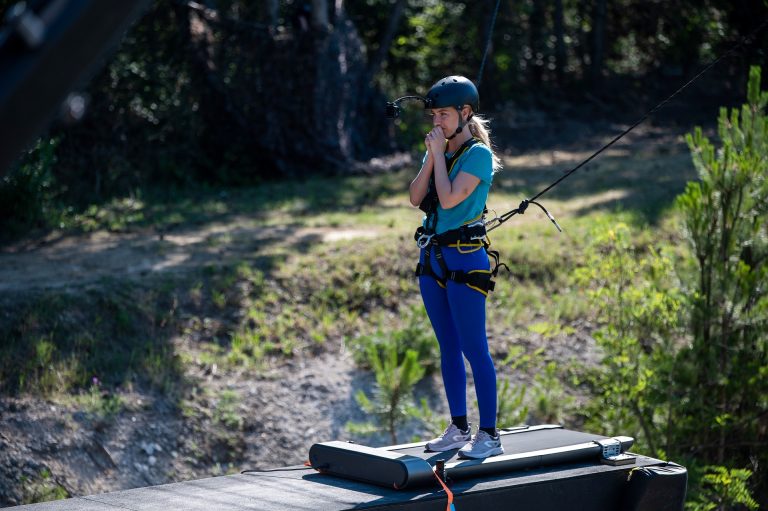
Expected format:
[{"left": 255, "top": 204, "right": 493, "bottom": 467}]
[{"left": 419, "top": 246, "right": 497, "bottom": 429}]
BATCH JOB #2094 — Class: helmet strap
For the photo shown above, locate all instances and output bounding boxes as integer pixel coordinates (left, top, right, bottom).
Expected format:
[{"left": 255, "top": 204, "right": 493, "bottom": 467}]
[{"left": 446, "top": 106, "right": 471, "bottom": 140}]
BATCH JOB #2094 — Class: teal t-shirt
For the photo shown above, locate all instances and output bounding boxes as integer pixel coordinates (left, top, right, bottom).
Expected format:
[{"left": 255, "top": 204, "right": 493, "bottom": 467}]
[{"left": 423, "top": 142, "right": 493, "bottom": 234}]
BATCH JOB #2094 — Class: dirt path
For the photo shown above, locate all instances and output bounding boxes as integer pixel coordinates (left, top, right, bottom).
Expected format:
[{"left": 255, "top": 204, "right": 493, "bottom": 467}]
[{"left": 0, "top": 221, "right": 379, "bottom": 293}]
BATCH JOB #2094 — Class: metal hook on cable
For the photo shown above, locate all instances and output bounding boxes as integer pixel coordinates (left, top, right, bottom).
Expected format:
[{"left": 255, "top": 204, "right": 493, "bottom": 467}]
[{"left": 485, "top": 198, "right": 562, "bottom": 233}]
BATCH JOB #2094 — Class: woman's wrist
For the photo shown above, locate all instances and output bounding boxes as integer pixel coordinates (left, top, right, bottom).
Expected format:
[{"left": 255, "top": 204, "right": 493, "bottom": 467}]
[{"left": 432, "top": 155, "right": 446, "bottom": 176}]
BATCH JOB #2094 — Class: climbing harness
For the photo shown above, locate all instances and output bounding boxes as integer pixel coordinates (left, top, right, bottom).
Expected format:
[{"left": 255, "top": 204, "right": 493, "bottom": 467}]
[
  {"left": 415, "top": 230, "right": 504, "bottom": 296},
  {"left": 414, "top": 137, "right": 507, "bottom": 295}
]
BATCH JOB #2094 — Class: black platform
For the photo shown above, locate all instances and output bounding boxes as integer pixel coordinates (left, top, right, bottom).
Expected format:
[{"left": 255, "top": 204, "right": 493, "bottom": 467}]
[{"left": 10, "top": 426, "right": 687, "bottom": 511}]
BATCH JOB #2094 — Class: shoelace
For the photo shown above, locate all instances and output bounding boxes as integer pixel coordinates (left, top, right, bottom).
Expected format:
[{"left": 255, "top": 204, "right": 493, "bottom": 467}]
[
  {"left": 470, "top": 431, "right": 496, "bottom": 446},
  {"left": 440, "top": 423, "right": 465, "bottom": 438}
]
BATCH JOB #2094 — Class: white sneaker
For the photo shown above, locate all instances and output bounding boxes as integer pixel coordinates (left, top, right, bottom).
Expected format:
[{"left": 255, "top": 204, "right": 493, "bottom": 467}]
[
  {"left": 425, "top": 423, "right": 472, "bottom": 452},
  {"left": 458, "top": 429, "right": 504, "bottom": 459}
]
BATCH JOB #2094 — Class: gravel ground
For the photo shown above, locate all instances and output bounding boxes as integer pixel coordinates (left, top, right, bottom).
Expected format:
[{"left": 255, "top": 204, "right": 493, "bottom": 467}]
[{"left": 0, "top": 349, "right": 383, "bottom": 507}]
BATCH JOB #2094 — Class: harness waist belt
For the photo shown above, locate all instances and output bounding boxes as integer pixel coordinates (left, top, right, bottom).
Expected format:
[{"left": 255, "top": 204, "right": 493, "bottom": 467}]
[{"left": 414, "top": 223, "right": 487, "bottom": 246}]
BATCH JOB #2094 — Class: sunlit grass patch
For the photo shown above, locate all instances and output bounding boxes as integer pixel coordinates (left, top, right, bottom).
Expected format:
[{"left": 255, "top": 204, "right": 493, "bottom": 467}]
[
  {"left": 59, "top": 167, "right": 414, "bottom": 235},
  {"left": 0, "top": 284, "right": 184, "bottom": 397}
]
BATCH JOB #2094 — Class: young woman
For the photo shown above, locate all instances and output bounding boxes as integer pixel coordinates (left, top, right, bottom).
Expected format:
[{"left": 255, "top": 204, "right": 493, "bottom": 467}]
[{"left": 409, "top": 76, "right": 503, "bottom": 459}]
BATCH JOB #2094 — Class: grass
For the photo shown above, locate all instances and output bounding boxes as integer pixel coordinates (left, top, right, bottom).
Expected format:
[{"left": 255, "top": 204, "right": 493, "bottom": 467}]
[
  {"left": 0, "top": 281, "right": 185, "bottom": 396},
  {"left": 0, "top": 134, "right": 697, "bottom": 439},
  {"left": 71, "top": 379, "right": 125, "bottom": 421},
  {"left": 212, "top": 389, "right": 244, "bottom": 431},
  {"left": 50, "top": 167, "right": 414, "bottom": 237},
  {"left": 20, "top": 469, "right": 68, "bottom": 505}
]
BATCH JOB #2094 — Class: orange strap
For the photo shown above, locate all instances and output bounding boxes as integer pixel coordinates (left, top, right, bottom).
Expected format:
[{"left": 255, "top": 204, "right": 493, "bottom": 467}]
[
  {"left": 306, "top": 460, "right": 326, "bottom": 473},
  {"left": 432, "top": 465, "right": 455, "bottom": 511}
]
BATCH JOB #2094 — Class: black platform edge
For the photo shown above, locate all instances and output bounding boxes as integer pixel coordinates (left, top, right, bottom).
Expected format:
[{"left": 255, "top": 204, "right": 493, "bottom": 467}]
[{"left": 6, "top": 455, "right": 684, "bottom": 511}]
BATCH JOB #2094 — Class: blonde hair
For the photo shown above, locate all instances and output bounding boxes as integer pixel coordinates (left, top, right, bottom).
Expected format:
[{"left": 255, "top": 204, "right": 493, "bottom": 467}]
[{"left": 468, "top": 114, "right": 503, "bottom": 173}]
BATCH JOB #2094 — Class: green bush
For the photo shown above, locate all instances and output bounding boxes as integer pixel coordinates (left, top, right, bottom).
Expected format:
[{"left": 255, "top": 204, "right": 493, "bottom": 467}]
[
  {"left": 686, "top": 466, "right": 759, "bottom": 511},
  {"left": 573, "top": 66, "right": 767, "bottom": 505},
  {"left": 674, "top": 65, "right": 768, "bottom": 497},
  {"left": 349, "top": 304, "right": 438, "bottom": 374},
  {"left": 496, "top": 378, "right": 528, "bottom": 427},
  {"left": 347, "top": 341, "right": 426, "bottom": 444},
  {"left": 500, "top": 346, "right": 572, "bottom": 426},
  {"left": 573, "top": 221, "right": 682, "bottom": 454},
  {"left": 20, "top": 469, "right": 68, "bottom": 505}
]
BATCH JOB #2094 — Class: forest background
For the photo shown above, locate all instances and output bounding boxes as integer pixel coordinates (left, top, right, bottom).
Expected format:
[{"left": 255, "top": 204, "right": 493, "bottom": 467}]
[{"left": 1, "top": 0, "right": 767, "bottom": 509}]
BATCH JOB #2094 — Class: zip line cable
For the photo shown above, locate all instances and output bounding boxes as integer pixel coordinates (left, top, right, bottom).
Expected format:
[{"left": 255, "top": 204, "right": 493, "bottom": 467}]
[
  {"left": 484, "top": 16, "right": 768, "bottom": 233},
  {"left": 476, "top": 0, "right": 502, "bottom": 89}
]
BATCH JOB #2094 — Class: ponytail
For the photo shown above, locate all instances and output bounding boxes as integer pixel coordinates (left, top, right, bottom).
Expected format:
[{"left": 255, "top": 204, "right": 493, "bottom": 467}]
[{"left": 468, "top": 114, "right": 502, "bottom": 173}]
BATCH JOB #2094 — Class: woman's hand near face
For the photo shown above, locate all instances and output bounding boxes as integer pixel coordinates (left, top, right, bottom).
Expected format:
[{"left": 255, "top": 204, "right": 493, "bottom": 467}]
[{"left": 425, "top": 126, "right": 445, "bottom": 156}]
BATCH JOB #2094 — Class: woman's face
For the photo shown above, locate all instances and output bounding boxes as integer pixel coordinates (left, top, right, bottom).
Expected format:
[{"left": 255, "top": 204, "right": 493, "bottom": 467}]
[
  {"left": 430, "top": 108, "right": 458, "bottom": 136},
  {"left": 430, "top": 107, "right": 469, "bottom": 136}
]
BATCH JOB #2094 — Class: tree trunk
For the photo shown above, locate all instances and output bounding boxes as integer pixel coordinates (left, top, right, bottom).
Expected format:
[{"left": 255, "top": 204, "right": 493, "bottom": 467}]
[
  {"left": 182, "top": 2, "right": 275, "bottom": 180},
  {"left": 589, "top": 0, "right": 606, "bottom": 89},
  {"left": 528, "top": 0, "right": 546, "bottom": 87},
  {"left": 260, "top": 11, "right": 386, "bottom": 173},
  {"left": 364, "top": 0, "right": 407, "bottom": 85},
  {"left": 333, "top": 0, "right": 344, "bottom": 24},
  {"left": 553, "top": 0, "right": 566, "bottom": 86},
  {"left": 266, "top": 0, "right": 278, "bottom": 29},
  {"left": 177, "top": 1, "right": 385, "bottom": 177},
  {"left": 312, "top": 0, "right": 329, "bottom": 30}
]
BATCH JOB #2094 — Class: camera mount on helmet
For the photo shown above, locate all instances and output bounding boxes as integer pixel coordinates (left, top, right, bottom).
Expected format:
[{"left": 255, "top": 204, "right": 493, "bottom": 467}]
[
  {"left": 385, "top": 95, "right": 428, "bottom": 119},
  {"left": 384, "top": 76, "right": 479, "bottom": 119},
  {"left": 385, "top": 77, "right": 479, "bottom": 143}
]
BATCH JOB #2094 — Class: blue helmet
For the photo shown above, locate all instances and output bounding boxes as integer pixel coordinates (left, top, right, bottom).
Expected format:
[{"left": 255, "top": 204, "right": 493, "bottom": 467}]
[{"left": 424, "top": 76, "right": 479, "bottom": 112}]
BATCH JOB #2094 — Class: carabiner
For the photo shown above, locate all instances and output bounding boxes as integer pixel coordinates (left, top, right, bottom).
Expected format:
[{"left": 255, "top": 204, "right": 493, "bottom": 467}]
[{"left": 416, "top": 233, "right": 434, "bottom": 249}]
